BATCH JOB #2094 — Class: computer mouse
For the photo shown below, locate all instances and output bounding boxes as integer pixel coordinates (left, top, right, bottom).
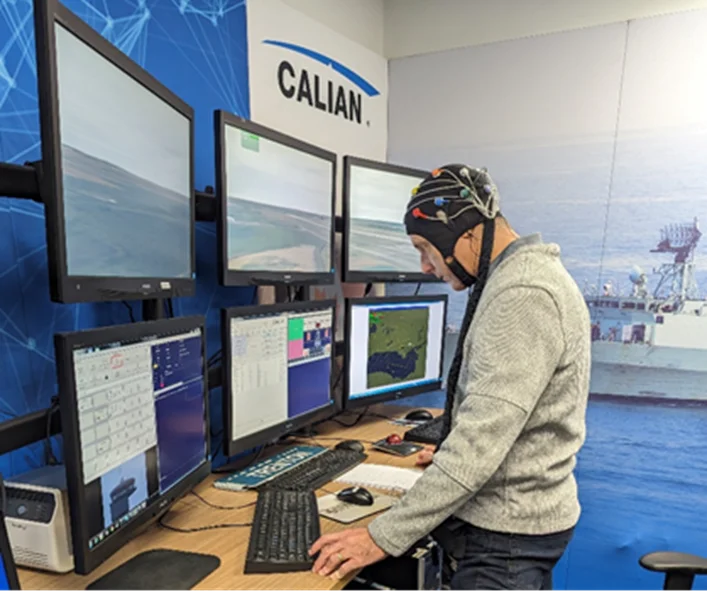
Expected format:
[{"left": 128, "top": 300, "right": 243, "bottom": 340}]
[
  {"left": 386, "top": 433, "right": 402, "bottom": 445},
  {"left": 335, "top": 440, "right": 365, "bottom": 453},
  {"left": 405, "top": 409, "right": 433, "bottom": 422},
  {"left": 336, "top": 486, "right": 374, "bottom": 506}
]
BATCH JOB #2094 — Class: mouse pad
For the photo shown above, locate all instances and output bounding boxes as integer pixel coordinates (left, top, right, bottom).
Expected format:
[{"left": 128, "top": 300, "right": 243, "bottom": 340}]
[
  {"left": 317, "top": 494, "right": 395, "bottom": 524},
  {"left": 86, "top": 549, "right": 220, "bottom": 590}
]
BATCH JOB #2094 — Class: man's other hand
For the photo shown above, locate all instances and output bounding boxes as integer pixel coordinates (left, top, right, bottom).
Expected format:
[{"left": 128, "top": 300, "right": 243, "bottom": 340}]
[{"left": 416, "top": 445, "right": 435, "bottom": 467}]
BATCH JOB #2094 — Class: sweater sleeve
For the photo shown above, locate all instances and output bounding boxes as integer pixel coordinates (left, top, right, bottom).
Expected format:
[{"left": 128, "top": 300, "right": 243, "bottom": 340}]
[{"left": 368, "top": 287, "right": 564, "bottom": 557}]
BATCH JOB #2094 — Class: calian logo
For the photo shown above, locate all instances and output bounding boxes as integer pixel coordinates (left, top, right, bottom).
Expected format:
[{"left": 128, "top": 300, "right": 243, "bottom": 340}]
[{"left": 263, "top": 40, "right": 380, "bottom": 125}]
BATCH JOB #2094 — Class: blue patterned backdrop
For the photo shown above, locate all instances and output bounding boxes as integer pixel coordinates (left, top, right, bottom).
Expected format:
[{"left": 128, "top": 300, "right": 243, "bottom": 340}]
[{"left": 0, "top": 0, "right": 252, "bottom": 476}]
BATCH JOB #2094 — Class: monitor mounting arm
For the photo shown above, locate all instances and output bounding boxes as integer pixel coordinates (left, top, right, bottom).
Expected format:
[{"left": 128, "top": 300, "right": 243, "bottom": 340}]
[{"left": 0, "top": 160, "right": 44, "bottom": 203}]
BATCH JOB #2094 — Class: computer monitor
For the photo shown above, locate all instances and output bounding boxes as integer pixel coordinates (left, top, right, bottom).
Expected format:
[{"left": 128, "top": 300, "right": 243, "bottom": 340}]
[
  {"left": 54, "top": 317, "right": 210, "bottom": 574},
  {"left": 0, "top": 480, "right": 20, "bottom": 590},
  {"left": 34, "top": 0, "right": 195, "bottom": 303},
  {"left": 344, "top": 295, "right": 447, "bottom": 409},
  {"left": 222, "top": 301, "right": 337, "bottom": 457},
  {"left": 342, "top": 156, "right": 437, "bottom": 283},
  {"left": 215, "top": 110, "right": 336, "bottom": 286}
]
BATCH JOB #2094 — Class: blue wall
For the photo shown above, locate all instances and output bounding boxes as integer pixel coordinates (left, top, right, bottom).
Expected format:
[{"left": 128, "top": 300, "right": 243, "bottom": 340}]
[{"left": 0, "top": 0, "right": 252, "bottom": 476}]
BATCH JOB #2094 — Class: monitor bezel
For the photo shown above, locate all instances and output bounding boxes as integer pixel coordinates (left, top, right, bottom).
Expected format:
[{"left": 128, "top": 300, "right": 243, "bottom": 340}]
[
  {"left": 34, "top": 0, "right": 197, "bottom": 304},
  {"left": 342, "top": 155, "right": 441, "bottom": 284},
  {"left": 344, "top": 294, "right": 448, "bottom": 411},
  {"left": 0, "top": 481, "right": 20, "bottom": 591},
  {"left": 221, "top": 300, "right": 339, "bottom": 458},
  {"left": 215, "top": 110, "right": 337, "bottom": 287},
  {"left": 54, "top": 316, "right": 211, "bottom": 575}
]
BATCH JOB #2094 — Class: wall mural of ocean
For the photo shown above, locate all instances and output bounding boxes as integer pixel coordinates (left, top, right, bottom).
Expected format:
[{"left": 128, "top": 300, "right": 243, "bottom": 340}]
[{"left": 386, "top": 10, "right": 707, "bottom": 589}]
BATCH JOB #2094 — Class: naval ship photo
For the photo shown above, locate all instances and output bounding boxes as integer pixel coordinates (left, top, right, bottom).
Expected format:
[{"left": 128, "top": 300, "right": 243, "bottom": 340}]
[{"left": 585, "top": 218, "right": 707, "bottom": 404}]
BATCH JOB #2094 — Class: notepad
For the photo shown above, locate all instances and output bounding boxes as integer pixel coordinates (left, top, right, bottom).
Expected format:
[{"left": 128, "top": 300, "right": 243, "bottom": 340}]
[{"left": 334, "top": 463, "right": 423, "bottom": 494}]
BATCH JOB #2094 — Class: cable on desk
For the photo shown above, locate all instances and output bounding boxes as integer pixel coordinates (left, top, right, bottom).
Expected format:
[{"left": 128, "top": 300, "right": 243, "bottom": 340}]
[
  {"left": 190, "top": 490, "right": 256, "bottom": 511},
  {"left": 158, "top": 513, "right": 252, "bottom": 533},
  {"left": 291, "top": 435, "right": 375, "bottom": 446},
  {"left": 365, "top": 411, "right": 399, "bottom": 422},
  {"left": 330, "top": 407, "right": 369, "bottom": 428}
]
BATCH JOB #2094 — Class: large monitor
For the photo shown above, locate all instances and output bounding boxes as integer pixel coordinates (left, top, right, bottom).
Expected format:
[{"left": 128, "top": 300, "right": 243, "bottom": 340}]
[
  {"left": 222, "top": 301, "right": 337, "bottom": 457},
  {"left": 343, "top": 156, "right": 437, "bottom": 283},
  {"left": 54, "top": 317, "right": 210, "bottom": 574},
  {"left": 34, "top": 0, "right": 195, "bottom": 303},
  {"left": 0, "top": 480, "right": 20, "bottom": 590},
  {"left": 216, "top": 111, "right": 336, "bottom": 286},
  {"left": 344, "top": 295, "right": 447, "bottom": 409}
]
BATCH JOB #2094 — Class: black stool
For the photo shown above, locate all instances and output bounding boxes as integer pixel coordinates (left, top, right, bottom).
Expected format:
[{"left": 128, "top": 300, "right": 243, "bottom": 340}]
[{"left": 640, "top": 551, "right": 707, "bottom": 590}]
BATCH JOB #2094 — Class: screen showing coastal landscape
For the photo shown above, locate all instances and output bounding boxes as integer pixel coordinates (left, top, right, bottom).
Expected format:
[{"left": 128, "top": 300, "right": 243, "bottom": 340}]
[
  {"left": 348, "top": 165, "right": 425, "bottom": 274},
  {"left": 223, "top": 123, "right": 333, "bottom": 275},
  {"left": 55, "top": 23, "right": 192, "bottom": 279}
]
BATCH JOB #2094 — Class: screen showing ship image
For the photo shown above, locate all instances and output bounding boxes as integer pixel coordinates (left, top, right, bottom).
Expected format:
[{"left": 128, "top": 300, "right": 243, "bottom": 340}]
[
  {"left": 55, "top": 24, "right": 192, "bottom": 279},
  {"left": 348, "top": 165, "right": 425, "bottom": 273},
  {"left": 224, "top": 124, "right": 333, "bottom": 273}
]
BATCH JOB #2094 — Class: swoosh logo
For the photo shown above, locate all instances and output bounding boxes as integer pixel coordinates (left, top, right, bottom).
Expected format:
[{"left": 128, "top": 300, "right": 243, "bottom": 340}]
[{"left": 262, "top": 40, "right": 380, "bottom": 97}]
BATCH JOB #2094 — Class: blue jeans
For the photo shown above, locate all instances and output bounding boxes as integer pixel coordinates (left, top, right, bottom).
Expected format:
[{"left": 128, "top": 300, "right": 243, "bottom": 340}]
[{"left": 441, "top": 522, "right": 574, "bottom": 590}]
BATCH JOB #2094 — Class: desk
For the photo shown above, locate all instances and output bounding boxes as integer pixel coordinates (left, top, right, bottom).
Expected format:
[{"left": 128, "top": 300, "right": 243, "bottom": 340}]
[{"left": 19, "top": 405, "right": 439, "bottom": 591}]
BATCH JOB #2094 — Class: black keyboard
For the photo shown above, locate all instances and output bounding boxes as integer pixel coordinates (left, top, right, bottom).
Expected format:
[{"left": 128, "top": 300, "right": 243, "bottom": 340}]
[
  {"left": 260, "top": 448, "right": 366, "bottom": 491},
  {"left": 403, "top": 415, "right": 444, "bottom": 444},
  {"left": 245, "top": 489, "right": 321, "bottom": 574}
]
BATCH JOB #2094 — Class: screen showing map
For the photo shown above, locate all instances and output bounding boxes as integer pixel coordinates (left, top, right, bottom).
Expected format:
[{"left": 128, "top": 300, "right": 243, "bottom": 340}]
[
  {"left": 347, "top": 165, "right": 425, "bottom": 274},
  {"left": 348, "top": 298, "right": 445, "bottom": 401},
  {"left": 223, "top": 122, "right": 334, "bottom": 275}
]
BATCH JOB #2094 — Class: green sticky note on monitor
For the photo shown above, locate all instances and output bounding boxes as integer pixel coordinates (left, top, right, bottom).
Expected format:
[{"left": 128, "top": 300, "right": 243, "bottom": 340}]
[
  {"left": 241, "top": 131, "right": 260, "bottom": 152},
  {"left": 288, "top": 317, "right": 304, "bottom": 341}
]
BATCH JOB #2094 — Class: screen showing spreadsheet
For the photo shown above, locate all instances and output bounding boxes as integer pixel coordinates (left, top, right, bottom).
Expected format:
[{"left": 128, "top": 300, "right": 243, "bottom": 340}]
[
  {"left": 347, "top": 298, "right": 446, "bottom": 401},
  {"left": 70, "top": 328, "right": 207, "bottom": 551},
  {"left": 228, "top": 307, "right": 334, "bottom": 442}
]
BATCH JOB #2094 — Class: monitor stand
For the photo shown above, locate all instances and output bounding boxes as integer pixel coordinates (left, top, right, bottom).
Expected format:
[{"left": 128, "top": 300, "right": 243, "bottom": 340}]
[
  {"left": 289, "top": 425, "right": 319, "bottom": 438},
  {"left": 86, "top": 549, "right": 220, "bottom": 590}
]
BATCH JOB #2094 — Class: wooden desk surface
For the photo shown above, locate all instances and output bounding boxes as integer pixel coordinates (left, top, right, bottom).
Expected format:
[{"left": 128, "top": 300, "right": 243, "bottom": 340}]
[{"left": 18, "top": 405, "right": 439, "bottom": 591}]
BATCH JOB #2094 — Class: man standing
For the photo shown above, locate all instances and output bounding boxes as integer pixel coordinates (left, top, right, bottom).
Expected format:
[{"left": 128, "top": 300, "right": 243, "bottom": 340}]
[{"left": 311, "top": 165, "right": 590, "bottom": 590}]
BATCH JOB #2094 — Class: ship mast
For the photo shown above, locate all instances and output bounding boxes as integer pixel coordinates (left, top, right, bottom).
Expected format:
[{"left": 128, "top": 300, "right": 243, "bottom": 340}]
[{"left": 650, "top": 217, "right": 701, "bottom": 300}]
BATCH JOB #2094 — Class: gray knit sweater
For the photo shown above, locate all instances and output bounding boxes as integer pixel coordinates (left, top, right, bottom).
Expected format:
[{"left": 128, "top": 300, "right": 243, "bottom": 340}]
[{"left": 368, "top": 236, "right": 591, "bottom": 557}]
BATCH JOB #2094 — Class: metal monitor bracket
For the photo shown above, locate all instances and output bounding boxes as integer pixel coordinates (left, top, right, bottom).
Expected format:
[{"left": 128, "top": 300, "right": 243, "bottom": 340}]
[{"left": 0, "top": 161, "right": 44, "bottom": 203}]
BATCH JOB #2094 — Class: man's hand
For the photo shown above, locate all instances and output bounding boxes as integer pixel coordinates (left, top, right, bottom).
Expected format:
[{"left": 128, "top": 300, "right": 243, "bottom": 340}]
[
  {"left": 309, "top": 528, "right": 387, "bottom": 580},
  {"left": 416, "top": 445, "right": 435, "bottom": 467}
]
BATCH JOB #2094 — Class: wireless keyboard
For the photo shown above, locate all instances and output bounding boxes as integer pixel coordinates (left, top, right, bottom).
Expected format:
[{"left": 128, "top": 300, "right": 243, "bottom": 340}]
[
  {"left": 244, "top": 489, "right": 320, "bottom": 574},
  {"left": 403, "top": 415, "right": 444, "bottom": 445},
  {"left": 260, "top": 448, "right": 366, "bottom": 491}
]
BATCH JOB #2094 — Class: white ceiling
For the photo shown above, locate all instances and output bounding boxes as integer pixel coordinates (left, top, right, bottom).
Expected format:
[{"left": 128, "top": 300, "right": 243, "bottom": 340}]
[{"left": 383, "top": 0, "right": 707, "bottom": 58}]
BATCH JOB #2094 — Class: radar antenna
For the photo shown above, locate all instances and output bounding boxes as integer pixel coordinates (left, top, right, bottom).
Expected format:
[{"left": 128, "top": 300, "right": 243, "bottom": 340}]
[{"left": 651, "top": 217, "right": 701, "bottom": 300}]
